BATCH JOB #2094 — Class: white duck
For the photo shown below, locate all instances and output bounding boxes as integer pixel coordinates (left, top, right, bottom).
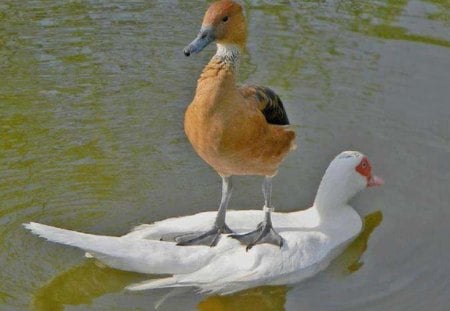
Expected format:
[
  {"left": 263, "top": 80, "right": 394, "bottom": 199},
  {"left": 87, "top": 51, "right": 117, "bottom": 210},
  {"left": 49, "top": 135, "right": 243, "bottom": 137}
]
[{"left": 25, "top": 151, "right": 383, "bottom": 294}]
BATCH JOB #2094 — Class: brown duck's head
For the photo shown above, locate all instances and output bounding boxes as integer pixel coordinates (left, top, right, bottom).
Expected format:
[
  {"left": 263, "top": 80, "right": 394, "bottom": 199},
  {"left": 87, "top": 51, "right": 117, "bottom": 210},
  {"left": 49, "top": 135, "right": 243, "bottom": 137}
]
[{"left": 184, "top": 0, "right": 247, "bottom": 56}]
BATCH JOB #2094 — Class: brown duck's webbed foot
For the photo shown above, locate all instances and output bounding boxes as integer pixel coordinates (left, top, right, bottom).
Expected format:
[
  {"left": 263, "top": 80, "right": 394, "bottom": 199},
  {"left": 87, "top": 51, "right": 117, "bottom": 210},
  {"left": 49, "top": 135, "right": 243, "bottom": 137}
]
[
  {"left": 171, "top": 176, "right": 234, "bottom": 247},
  {"left": 230, "top": 176, "right": 283, "bottom": 251},
  {"left": 229, "top": 215, "right": 283, "bottom": 251}
]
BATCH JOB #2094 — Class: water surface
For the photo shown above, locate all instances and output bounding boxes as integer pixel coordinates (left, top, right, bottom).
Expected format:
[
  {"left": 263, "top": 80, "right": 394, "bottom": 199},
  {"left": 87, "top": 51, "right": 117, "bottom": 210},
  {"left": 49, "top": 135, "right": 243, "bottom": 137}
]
[{"left": 1, "top": 0, "right": 449, "bottom": 310}]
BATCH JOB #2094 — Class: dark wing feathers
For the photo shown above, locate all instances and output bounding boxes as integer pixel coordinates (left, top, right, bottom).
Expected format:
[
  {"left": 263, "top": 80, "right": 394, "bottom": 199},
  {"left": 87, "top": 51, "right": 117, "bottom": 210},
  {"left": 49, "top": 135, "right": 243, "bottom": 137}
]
[{"left": 239, "top": 85, "right": 290, "bottom": 125}]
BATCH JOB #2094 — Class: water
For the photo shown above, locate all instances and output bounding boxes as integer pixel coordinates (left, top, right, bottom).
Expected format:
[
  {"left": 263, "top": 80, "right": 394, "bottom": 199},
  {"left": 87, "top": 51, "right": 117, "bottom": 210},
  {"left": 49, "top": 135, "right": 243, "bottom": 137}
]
[{"left": 1, "top": 0, "right": 449, "bottom": 310}]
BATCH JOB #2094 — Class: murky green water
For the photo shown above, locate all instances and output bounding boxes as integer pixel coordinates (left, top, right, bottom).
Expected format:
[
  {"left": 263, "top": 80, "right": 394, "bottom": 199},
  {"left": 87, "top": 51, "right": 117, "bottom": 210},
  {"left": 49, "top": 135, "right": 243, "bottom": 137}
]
[{"left": 1, "top": 0, "right": 449, "bottom": 310}]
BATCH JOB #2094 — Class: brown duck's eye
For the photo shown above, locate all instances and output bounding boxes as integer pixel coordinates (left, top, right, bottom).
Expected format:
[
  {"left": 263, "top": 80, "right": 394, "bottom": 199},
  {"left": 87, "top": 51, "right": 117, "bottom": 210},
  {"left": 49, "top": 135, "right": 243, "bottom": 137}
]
[{"left": 222, "top": 16, "right": 229, "bottom": 22}]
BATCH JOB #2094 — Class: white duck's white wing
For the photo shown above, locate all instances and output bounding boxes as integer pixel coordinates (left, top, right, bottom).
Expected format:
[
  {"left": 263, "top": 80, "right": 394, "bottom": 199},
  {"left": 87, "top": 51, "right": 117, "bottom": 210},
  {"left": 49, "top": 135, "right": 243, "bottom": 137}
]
[
  {"left": 201, "top": 231, "right": 331, "bottom": 293},
  {"left": 125, "top": 210, "right": 266, "bottom": 240},
  {"left": 126, "top": 234, "right": 266, "bottom": 291},
  {"left": 125, "top": 211, "right": 218, "bottom": 239},
  {"left": 127, "top": 230, "right": 332, "bottom": 294},
  {"left": 125, "top": 209, "right": 313, "bottom": 240},
  {"left": 126, "top": 247, "right": 258, "bottom": 292},
  {"left": 24, "top": 222, "right": 217, "bottom": 275}
]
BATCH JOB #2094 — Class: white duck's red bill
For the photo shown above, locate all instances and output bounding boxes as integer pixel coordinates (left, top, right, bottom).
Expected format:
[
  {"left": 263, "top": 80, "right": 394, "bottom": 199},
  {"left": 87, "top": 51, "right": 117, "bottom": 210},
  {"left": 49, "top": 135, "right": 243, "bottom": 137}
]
[{"left": 368, "top": 175, "right": 384, "bottom": 187}]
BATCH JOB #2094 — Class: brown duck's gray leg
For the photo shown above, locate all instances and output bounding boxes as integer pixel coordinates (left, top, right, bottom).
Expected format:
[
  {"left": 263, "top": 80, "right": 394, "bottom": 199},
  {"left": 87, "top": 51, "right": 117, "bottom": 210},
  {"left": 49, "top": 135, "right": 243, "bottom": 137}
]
[
  {"left": 175, "top": 176, "right": 234, "bottom": 247},
  {"left": 229, "top": 176, "right": 283, "bottom": 251}
]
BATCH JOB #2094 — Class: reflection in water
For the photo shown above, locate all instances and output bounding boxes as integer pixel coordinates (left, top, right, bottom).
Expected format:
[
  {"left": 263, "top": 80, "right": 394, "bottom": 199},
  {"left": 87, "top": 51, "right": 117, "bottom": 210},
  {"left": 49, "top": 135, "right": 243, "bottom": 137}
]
[
  {"left": 32, "top": 261, "right": 144, "bottom": 311},
  {"left": 358, "top": 24, "right": 450, "bottom": 48},
  {"left": 0, "top": 291, "right": 13, "bottom": 304},
  {"left": 424, "top": 0, "right": 450, "bottom": 22},
  {"left": 198, "top": 286, "right": 288, "bottom": 311},
  {"left": 333, "top": 211, "right": 384, "bottom": 274},
  {"left": 338, "top": 0, "right": 450, "bottom": 47},
  {"left": 31, "top": 211, "right": 382, "bottom": 310}
]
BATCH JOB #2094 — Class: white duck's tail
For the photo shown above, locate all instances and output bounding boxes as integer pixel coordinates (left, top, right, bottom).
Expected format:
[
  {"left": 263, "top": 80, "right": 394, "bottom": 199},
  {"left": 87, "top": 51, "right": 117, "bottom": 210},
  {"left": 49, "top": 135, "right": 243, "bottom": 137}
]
[
  {"left": 126, "top": 276, "right": 241, "bottom": 295},
  {"left": 24, "top": 222, "right": 110, "bottom": 249},
  {"left": 126, "top": 276, "right": 213, "bottom": 293},
  {"left": 24, "top": 222, "right": 213, "bottom": 275},
  {"left": 126, "top": 277, "right": 181, "bottom": 291}
]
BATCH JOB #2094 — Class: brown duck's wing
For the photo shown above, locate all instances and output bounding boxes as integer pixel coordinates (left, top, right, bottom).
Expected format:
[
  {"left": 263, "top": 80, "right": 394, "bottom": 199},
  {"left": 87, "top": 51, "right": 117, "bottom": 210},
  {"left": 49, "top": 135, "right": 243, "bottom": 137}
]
[{"left": 239, "top": 85, "right": 290, "bottom": 125}]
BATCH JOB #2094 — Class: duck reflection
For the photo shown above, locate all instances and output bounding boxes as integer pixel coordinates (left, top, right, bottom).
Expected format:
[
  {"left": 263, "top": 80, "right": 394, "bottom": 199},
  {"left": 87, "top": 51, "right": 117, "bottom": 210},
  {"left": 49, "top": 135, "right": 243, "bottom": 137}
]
[
  {"left": 333, "top": 210, "right": 383, "bottom": 274},
  {"left": 198, "top": 286, "right": 288, "bottom": 311},
  {"left": 32, "top": 262, "right": 145, "bottom": 311}
]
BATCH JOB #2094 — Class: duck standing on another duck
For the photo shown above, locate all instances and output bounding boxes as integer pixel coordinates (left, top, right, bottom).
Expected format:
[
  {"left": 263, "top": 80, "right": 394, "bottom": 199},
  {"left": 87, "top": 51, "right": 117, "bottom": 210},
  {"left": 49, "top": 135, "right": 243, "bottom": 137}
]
[
  {"left": 25, "top": 151, "right": 383, "bottom": 295},
  {"left": 179, "top": 0, "right": 296, "bottom": 248}
]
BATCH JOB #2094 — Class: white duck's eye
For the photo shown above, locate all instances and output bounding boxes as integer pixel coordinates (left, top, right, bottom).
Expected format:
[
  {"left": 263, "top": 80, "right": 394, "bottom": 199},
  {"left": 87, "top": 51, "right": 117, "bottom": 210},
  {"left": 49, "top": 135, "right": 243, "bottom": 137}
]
[
  {"left": 362, "top": 162, "right": 367, "bottom": 168},
  {"left": 222, "top": 16, "right": 229, "bottom": 22}
]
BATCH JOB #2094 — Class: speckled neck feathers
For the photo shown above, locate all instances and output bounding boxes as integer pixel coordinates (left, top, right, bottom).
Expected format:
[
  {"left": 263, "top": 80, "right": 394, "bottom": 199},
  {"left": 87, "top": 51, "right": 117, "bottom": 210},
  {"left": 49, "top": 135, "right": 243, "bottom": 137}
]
[
  {"left": 212, "top": 44, "right": 240, "bottom": 70},
  {"left": 196, "top": 44, "right": 240, "bottom": 85}
]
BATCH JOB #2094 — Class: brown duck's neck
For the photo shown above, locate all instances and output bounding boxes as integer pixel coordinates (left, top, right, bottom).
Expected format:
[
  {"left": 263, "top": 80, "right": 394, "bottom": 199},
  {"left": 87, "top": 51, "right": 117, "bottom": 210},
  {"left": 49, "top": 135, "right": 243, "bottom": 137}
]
[
  {"left": 196, "top": 44, "right": 241, "bottom": 96},
  {"left": 212, "top": 44, "right": 241, "bottom": 69}
]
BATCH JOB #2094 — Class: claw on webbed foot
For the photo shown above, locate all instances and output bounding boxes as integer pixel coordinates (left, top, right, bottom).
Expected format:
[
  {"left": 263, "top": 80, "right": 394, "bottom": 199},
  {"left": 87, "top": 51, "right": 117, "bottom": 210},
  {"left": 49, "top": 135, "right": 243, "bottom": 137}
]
[
  {"left": 229, "top": 222, "right": 283, "bottom": 251},
  {"left": 174, "top": 223, "right": 234, "bottom": 247}
]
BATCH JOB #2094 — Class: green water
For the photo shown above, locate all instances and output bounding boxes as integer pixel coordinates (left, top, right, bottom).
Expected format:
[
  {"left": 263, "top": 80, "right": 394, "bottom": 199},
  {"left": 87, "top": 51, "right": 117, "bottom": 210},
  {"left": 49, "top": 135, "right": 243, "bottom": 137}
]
[{"left": 1, "top": 0, "right": 449, "bottom": 310}]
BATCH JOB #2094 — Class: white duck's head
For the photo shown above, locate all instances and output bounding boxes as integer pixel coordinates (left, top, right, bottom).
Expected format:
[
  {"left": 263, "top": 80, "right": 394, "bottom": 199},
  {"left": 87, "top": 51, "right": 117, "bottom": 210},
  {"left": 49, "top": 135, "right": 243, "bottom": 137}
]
[{"left": 313, "top": 151, "right": 384, "bottom": 211}]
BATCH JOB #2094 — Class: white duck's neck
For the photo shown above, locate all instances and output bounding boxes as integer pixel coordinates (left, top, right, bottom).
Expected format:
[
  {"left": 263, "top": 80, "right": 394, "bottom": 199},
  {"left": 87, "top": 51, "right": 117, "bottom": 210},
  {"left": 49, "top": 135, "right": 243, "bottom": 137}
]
[
  {"left": 310, "top": 170, "right": 356, "bottom": 220},
  {"left": 313, "top": 187, "right": 348, "bottom": 218}
]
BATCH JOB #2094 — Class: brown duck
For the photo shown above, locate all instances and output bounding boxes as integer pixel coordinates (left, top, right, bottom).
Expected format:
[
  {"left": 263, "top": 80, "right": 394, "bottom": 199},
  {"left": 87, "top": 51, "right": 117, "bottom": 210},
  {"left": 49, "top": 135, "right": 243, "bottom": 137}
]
[{"left": 177, "top": 0, "right": 296, "bottom": 250}]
